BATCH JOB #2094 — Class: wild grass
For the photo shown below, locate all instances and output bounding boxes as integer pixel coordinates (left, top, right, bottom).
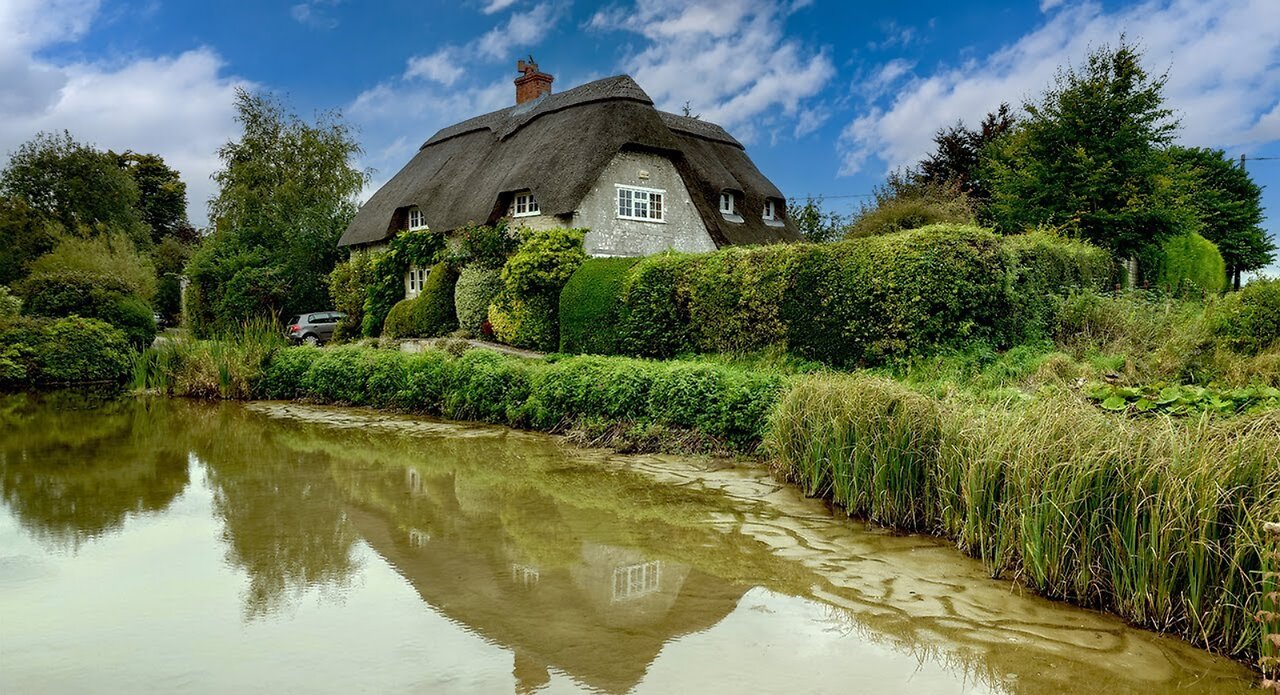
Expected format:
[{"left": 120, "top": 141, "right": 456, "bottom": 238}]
[
  {"left": 132, "top": 319, "right": 285, "bottom": 399},
  {"left": 767, "top": 372, "right": 1280, "bottom": 662}
]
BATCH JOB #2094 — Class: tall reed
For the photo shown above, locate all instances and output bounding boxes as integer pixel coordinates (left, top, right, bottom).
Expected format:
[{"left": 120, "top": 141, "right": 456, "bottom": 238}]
[
  {"left": 767, "top": 372, "right": 1280, "bottom": 662},
  {"left": 132, "top": 319, "right": 285, "bottom": 399}
]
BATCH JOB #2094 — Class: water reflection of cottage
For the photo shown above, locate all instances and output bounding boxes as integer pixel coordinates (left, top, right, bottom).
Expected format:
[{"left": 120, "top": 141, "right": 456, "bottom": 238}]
[{"left": 345, "top": 466, "right": 748, "bottom": 694}]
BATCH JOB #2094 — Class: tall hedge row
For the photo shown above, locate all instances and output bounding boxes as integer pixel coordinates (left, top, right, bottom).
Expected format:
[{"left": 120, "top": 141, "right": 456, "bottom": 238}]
[{"left": 556, "top": 224, "right": 1110, "bottom": 366}]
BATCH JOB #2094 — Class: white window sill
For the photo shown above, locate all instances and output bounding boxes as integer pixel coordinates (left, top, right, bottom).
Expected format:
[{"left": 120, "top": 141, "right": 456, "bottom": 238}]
[
  {"left": 617, "top": 215, "right": 666, "bottom": 224},
  {"left": 720, "top": 212, "right": 744, "bottom": 224},
  {"left": 407, "top": 226, "right": 430, "bottom": 232},
  {"left": 512, "top": 212, "right": 541, "bottom": 218},
  {"left": 763, "top": 218, "right": 785, "bottom": 227}
]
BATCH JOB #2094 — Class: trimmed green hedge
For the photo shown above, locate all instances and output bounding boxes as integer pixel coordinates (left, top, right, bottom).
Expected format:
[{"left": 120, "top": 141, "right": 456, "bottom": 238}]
[
  {"left": 617, "top": 252, "right": 697, "bottom": 358},
  {"left": 382, "top": 263, "right": 459, "bottom": 339},
  {"left": 685, "top": 245, "right": 797, "bottom": 354},
  {"left": 261, "top": 345, "right": 784, "bottom": 450},
  {"left": 454, "top": 266, "right": 503, "bottom": 336},
  {"left": 489, "top": 293, "right": 558, "bottom": 351},
  {"left": 490, "top": 228, "right": 586, "bottom": 351},
  {"left": 1214, "top": 278, "right": 1280, "bottom": 355},
  {"left": 18, "top": 271, "right": 157, "bottom": 350},
  {"left": 1003, "top": 229, "right": 1113, "bottom": 341},
  {"left": 0, "top": 316, "right": 132, "bottom": 386},
  {"left": 1158, "top": 232, "right": 1226, "bottom": 296},
  {"left": 558, "top": 257, "right": 640, "bottom": 354}
]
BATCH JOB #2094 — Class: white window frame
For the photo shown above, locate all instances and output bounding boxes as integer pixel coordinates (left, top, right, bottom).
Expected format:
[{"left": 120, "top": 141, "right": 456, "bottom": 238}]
[
  {"left": 719, "top": 192, "right": 735, "bottom": 215},
  {"left": 511, "top": 191, "right": 540, "bottom": 217},
  {"left": 616, "top": 184, "right": 666, "bottom": 223},
  {"left": 763, "top": 199, "right": 778, "bottom": 221},
  {"left": 406, "top": 265, "right": 425, "bottom": 299},
  {"left": 612, "top": 561, "right": 662, "bottom": 601},
  {"left": 407, "top": 206, "right": 428, "bottom": 231}
]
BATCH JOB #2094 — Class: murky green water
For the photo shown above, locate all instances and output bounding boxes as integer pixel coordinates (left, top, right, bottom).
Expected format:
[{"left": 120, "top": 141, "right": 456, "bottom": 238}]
[{"left": 0, "top": 394, "right": 1260, "bottom": 694}]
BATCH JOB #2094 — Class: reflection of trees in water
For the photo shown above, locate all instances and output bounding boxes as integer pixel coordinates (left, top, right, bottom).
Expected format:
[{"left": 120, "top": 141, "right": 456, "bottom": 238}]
[
  {"left": 190, "top": 407, "right": 360, "bottom": 619},
  {"left": 0, "top": 393, "right": 190, "bottom": 549}
]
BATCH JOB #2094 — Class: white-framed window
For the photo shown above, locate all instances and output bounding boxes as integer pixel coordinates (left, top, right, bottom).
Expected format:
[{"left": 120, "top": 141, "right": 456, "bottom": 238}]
[
  {"left": 612, "top": 561, "right": 662, "bottom": 601},
  {"left": 407, "top": 206, "right": 428, "bottom": 231},
  {"left": 511, "top": 191, "right": 540, "bottom": 217},
  {"left": 406, "top": 265, "right": 426, "bottom": 298},
  {"left": 763, "top": 199, "right": 778, "bottom": 221},
  {"left": 616, "top": 185, "right": 665, "bottom": 222},
  {"left": 719, "top": 192, "right": 735, "bottom": 215}
]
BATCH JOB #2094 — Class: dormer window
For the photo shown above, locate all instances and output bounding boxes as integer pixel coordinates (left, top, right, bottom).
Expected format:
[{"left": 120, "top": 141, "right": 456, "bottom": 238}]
[
  {"left": 407, "top": 206, "right": 428, "bottom": 231},
  {"left": 763, "top": 199, "right": 778, "bottom": 221},
  {"left": 511, "top": 190, "right": 540, "bottom": 217},
  {"left": 719, "top": 192, "right": 735, "bottom": 215}
]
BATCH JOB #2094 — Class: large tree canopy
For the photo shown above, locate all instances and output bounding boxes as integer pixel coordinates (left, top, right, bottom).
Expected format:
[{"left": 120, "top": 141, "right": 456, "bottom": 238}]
[
  {"left": 115, "top": 151, "right": 196, "bottom": 245},
  {"left": 1162, "top": 146, "right": 1273, "bottom": 289},
  {"left": 917, "top": 103, "right": 1015, "bottom": 209},
  {"left": 186, "top": 89, "right": 368, "bottom": 335},
  {"left": 984, "top": 39, "right": 1180, "bottom": 259}
]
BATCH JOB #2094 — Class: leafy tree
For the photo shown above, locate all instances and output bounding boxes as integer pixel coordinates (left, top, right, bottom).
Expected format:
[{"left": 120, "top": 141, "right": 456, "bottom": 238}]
[
  {"left": 0, "top": 197, "right": 61, "bottom": 286},
  {"left": 187, "top": 89, "right": 368, "bottom": 335},
  {"left": 917, "top": 103, "right": 1015, "bottom": 208},
  {"left": 153, "top": 237, "right": 194, "bottom": 323},
  {"left": 0, "top": 131, "right": 149, "bottom": 246},
  {"left": 1162, "top": 146, "right": 1273, "bottom": 290},
  {"left": 984, "top": 38, "right": 1180, "bottom": 259},
  {"left": 115, "top": 151, "right": 197, "bottom": 245},
  {"left": 788, "top": 196, "right": 847, "bottom": 243}
]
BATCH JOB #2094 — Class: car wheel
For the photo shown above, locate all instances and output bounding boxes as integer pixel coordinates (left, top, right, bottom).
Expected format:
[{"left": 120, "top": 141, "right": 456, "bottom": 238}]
[{"left": 303, "top": 334, "right": 320, "bottom": 347}]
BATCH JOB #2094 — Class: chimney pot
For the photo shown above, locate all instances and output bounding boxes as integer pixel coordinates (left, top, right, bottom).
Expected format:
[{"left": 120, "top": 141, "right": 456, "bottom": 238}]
[{"left": 515, "top": 59, "right": 553, "bottom": 104}]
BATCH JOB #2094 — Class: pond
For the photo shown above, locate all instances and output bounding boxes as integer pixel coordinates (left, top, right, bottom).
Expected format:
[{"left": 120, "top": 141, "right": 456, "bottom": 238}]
[{"left": 0, "top": 394, "right": 1260, "bottom": 694}]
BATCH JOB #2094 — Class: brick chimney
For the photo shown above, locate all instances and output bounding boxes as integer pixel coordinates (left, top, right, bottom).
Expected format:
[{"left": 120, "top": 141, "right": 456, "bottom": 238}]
[{"left": 515, "top": 58, "right": 553, "bottom": 104}]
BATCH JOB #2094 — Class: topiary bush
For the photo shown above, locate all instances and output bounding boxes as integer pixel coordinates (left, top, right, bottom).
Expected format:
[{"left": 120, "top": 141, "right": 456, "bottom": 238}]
[
  {"left": 617, "top": 252, "right": 696, "bottom": 358},
  {"left": 1213, "top": 277, "right": 1280, "bottom": 355},
  {"left": 489, "top": 293, "right": 558, "bottom": 351},
  {"left": 0, "top": 315, "right": 132, "bottom": 386},
  {"left": 18, "top": 271, "right": 156, "bottom": 349},
  {"left": 381, "top": 263, "right": 459, "bottom": 339},
  {"left": 558, "top": 257, "right": 640, "bottom": 354},
  {"left": 782, "top": 225, "right": 1010, "bottom": 367},
  {"left": 685, "top": 244, "right": 798, "bottom": 354},
  {"left": 490, "top": 228, "right": 586, "bottom": 351},
  {"left": 455, "top": 266, "right": 504, "bottom": 337},
  {"left": 1157, "top": 232, "right": 1226, "bottom": 296}
]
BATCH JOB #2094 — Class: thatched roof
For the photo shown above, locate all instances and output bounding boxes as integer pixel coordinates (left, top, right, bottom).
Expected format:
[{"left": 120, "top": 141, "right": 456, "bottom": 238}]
[{"left": 339, "top": 75, "right": 800, "bottom": 248}]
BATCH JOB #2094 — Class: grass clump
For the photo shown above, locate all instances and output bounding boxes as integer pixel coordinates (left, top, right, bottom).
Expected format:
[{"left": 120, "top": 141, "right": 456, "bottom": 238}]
[{"left": 132, "top": 319, "right": 285, "bottom": 399}]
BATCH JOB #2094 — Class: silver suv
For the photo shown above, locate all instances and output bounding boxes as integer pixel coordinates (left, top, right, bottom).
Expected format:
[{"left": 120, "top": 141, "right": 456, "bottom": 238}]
[{"left": 285, "top": 312, "right": 345, "bottom": 345}]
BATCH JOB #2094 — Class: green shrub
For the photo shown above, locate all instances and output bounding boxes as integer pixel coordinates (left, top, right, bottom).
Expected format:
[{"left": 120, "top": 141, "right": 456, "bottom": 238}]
[
  {"left": 782, "top": 225, "right": 1010, "bottom": 367},
  {"left": 256, "top": 346, "right": 323, "bottom": 399},
  {"left": 455, "top": 266, "right": 504, "bottom": 337},
  {"left": 18, "top": 271, "right": 156, "bottom": 349},
  {"left": 28, "top": 233, "right": 156, "bottom": 301},
  {"left": 449, "top": 221, "right": 519, "bottom": 270},
  {"left": 1158, "top": 232, "right": 1226, "bottom": 296},
  {"left": 501, "top": 228, "right": 587, "bottom": 296},
  {"left": 617, "top": 252, "right": 696, "bottom": 358},
  {"left": 489, "top": 293, "right": 558, "bottom": 351},
  {"left": 1003, "top": 230, "right": 1113, "bottom": 341},
  {"left": 845, "top": 191, "right": 977, "bottom": 239},
  {"left": 382, "top": 263, "right": 459, "bottom": 339},
  {"left": 382, "top": 299, "right": 415, "bottom": 339},
  {"left": 327, "top": 250, "right": 377, "bottom": 342},
  {"left": 685, "top": 245, "right": 797, "bottom": 354},
  {"left": 0, "top": 286, "right": 20, "bottom": 319},
  {"left": 440, "top": 349, "right": 533, "bottom": 423},
  {"left": 558, "top": 257, "right": 640, "bottom": 354},
  {"left": 1214, "top": 278, "right": 1280, "bottom": 355},
  {"left": 0, "top": 315, "right": 131, "bottom": 386}
]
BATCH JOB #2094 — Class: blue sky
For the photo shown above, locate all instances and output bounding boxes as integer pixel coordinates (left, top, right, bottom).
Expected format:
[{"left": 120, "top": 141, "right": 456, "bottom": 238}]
[{"left": 3, "top": 0, "right": 1278, "bottom": 274}]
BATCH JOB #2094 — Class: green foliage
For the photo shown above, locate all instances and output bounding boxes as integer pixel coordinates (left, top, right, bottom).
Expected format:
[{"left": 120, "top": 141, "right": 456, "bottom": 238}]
[
  {"left": 787, "top": 196, "right": 847, "bottom": 243},
  {"left": 846, "top": 176, "right": 977, "bottom": 239},
  {"left": 616, "top": 252, "right": 697, "bottom": 358},
  {"left": 1086, "top": 382, "right": 1280, "bottom": 416},
  {"left": 558, "top": 257, "right": 639, "bottom": 354},
  {"left": 0, "top": 196, "right": 60, "bottom": 286},
  {"left": 783, "top": 225, "right": 1010, "bottom": 366},
  {"left": 359, "top": 229, "right": 447, "bottom": 338},
  {"left": 454, "top": 266, "right": 504, "bottom": 336},
  {"left": 1162, "top": 146, "right": 1273, "bottom": 288},
  {"left": 984, "top": 39, "right": 1180, "bottom": 258},
  {"left": 28, "top": 233, "right": 157, "bottom": 301},
  {"left": 131, "top": 319, "right": 285, "bottom": 398},
  {"left": 380, "top": 263, "right": 458, "bottom": 339},
  {"left": 685, "top": 245, "right": 797, "bottom": 353},
  {"left": 187, "top": 89, "right": 368, "bottom": 336},
  {"left": 153, "top": 236, "right": 193, "bottom": 324},
  {"left": 114, "top": 151, "right": 194, "bottom": 245},
  {"left": 326, "top": 250, "right": 377, "bottom": 341},
  {"left": 500, "top": 228, "right": 587, "bottom": 296},
  {"left": 1214, "top": 278, "right": 1280, "bottom": 355},
  {"left": 18, "top": 271, "right": 156, "bottom": 350},
  {"left": 0, "top": 130, "right": 149, "bottom": 246},
  {"left": 0, "top": 286, "right": 20, "bottom": 319},
  {"left": 1003, "top": 229, "right": 1113, "bottom": 340},
  {"left": 489, "top": 293, "right": 558, "bottom": 351},
  {"left": 1157, "top": 232, "right": 1226, "bottom": 296},
  {"left": 449, "top": 220, "right": 519, "bottom": 270},
  {"left": 0, "top": 315, "right": 132, "bottom": 386},
  {"left": 915, "top": 103, "right": 1016, "bottom": 207}
]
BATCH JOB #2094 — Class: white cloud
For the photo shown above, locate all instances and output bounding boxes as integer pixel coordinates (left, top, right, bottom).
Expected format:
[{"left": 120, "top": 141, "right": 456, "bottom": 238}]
[
  {"left": 587, "top": 0, "right": 834, "bottom": 143},
  {"left": 481, "top": 0, "right": 520, "bottom": 14},
  {"left": 405, "top": 49, "right": 465, "bottom": 86},
  {"left": 290, "top": 1, "right": 342, "bottom": 30},
  {"left": 0, "top": 1, "right": 250, "bottom": 227},
  {"left": 839, "top": 0, "right": 1280, "bottom": 175},
  {"left": 1040, "top": 0, "right": 1067, "bottom": 11},
  {"left": 475, "top": 2, "right": 567, "bottom": 60}
]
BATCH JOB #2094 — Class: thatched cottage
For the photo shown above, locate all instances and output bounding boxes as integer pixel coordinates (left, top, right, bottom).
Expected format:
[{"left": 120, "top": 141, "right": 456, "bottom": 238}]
[{"left": 338, "top": 61, "right": 799, "bottom": 292}]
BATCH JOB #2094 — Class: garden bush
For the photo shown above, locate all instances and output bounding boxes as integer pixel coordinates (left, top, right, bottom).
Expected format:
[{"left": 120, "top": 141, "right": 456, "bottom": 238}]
[
  {"left": 685, "top": 245, "right": 797, "bottom": 354},
  {"left": 489, "top": 293, "right": 558, "bottom": 351},
  {"left": 0, "top": 315, "right": 132, "bottom": 386},
  {"left": 782, "top": 225, "right": 1010, "bottom": 366},
  {"left": 490, "top": 228, "right": 586, "bottom": 351},
  {"left": 1157, "top": 232, "right": 1226, "bottom": 296},
  {"left": 1003, "top": 229, "right": 1113, "bottom": 341},
  {"left": 617, "top": 252, "right": 697, "bottom": 358},
  {"left": 327, "top": 250, "right": 377, "bottom": 342},
  {"left": 454, "top": 266, "right": 504, "bottom": 336},
  {"left": 18, "top": 271, "right": 156, "bottom": 349},
  {"left": 558, "top": 257, "right": 640, "bottom": 354},
  {"left": 1214, "top": 277, "right": 1280, "bottom": 355},
  {"left": 381, "top": 263, "right": 459, "bottom": 339}
]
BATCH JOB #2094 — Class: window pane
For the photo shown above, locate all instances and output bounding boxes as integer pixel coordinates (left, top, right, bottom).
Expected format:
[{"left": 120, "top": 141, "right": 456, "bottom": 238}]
[
  {"left": 634, "top": 191, "right": 648, "bottom": 218},
  {"left": 651, "top": 193, "right": 663, "bottom": 220}
]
